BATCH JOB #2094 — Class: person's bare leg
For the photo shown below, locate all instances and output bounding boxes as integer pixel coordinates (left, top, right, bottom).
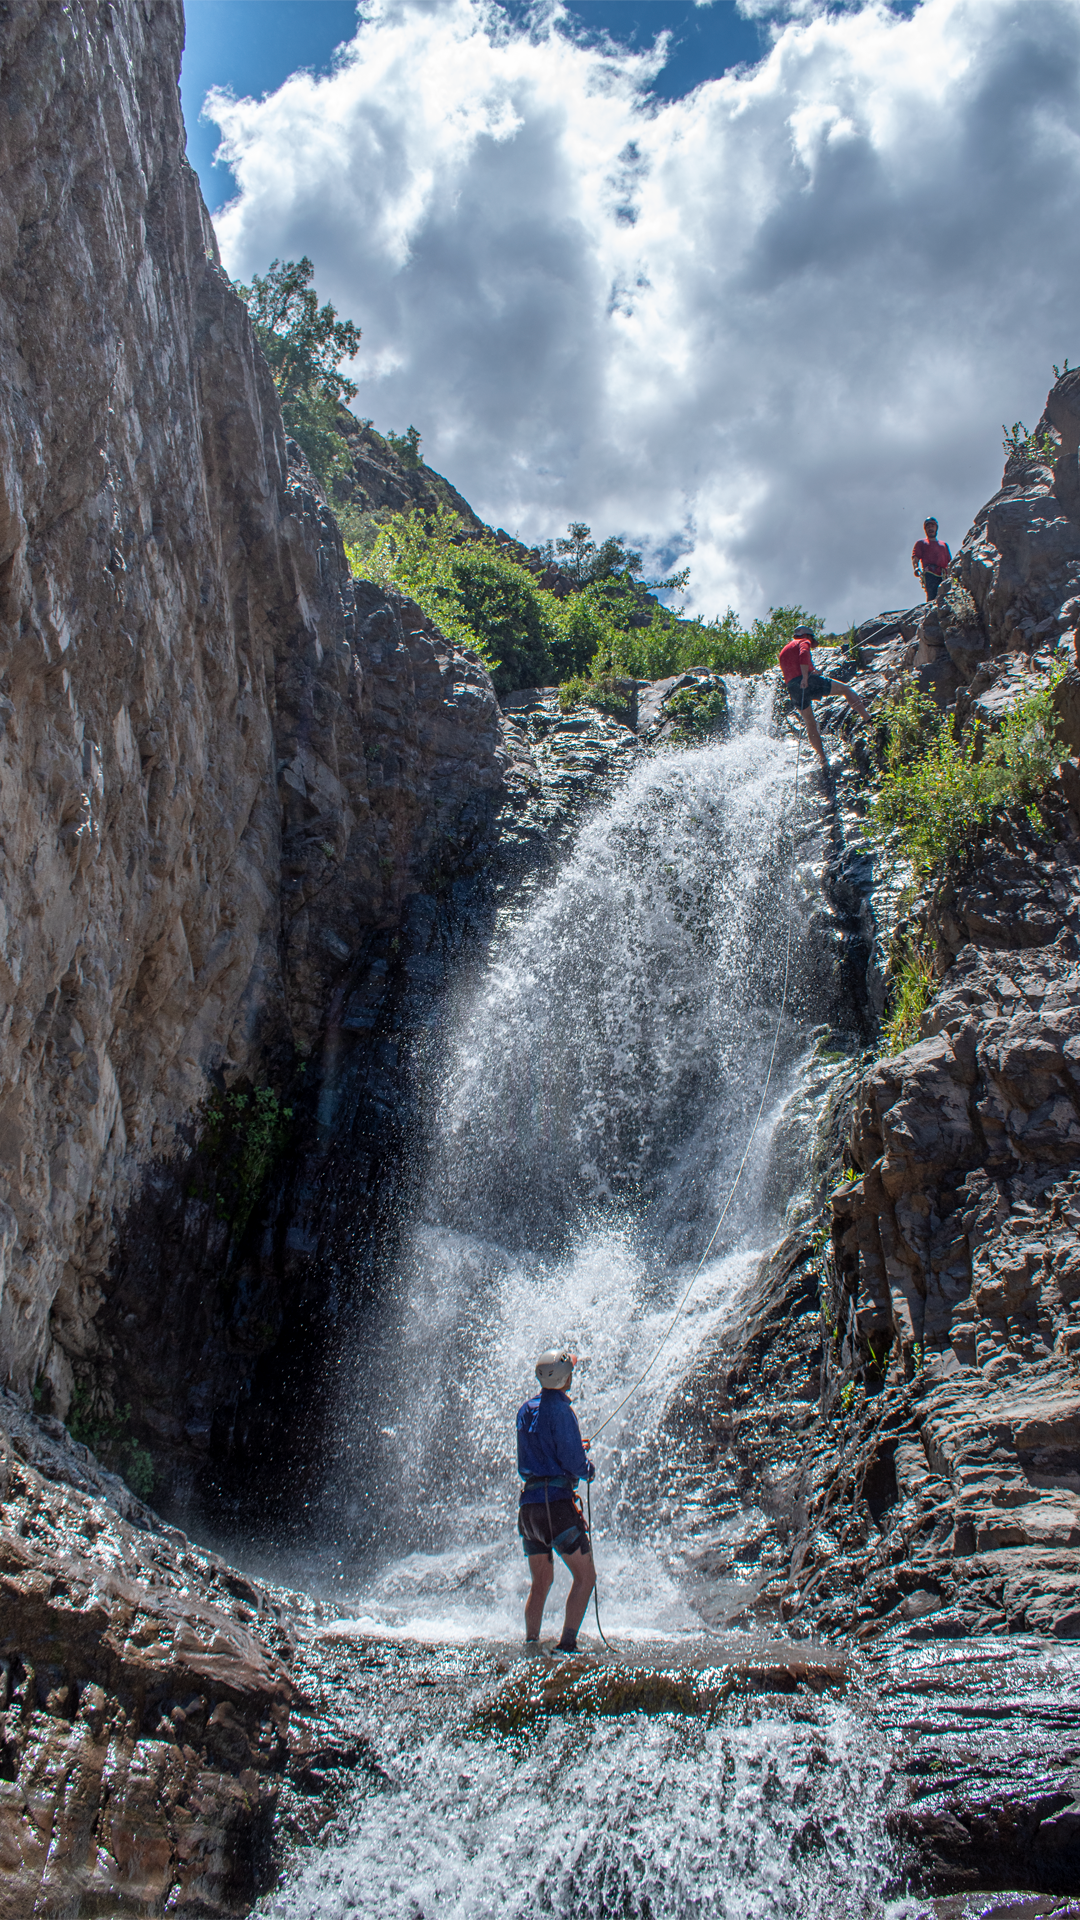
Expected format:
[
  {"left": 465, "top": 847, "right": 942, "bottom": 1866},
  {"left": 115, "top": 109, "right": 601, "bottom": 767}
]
[
  {"left": 525, "top": 1552, "right": 554, "bottom": 1640},
  {"left": 558, "top": 1545, "right": 596, "bottom": 1645},
  {"left": 799, "top": 705, "right": 829, "bottom": 770},
  {"left": 839, "top": 685, "right": 871, "bottom": 724}
]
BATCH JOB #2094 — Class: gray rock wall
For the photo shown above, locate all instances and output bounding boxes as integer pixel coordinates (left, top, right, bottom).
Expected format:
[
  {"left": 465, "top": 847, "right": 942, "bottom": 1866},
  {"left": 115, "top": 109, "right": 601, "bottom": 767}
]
[
  {"left": 0, "top": 0, "right": 507, "bottom": 1418},
  {"left": 777, "top": 378, "right": 1080, "bottom": 1657}
]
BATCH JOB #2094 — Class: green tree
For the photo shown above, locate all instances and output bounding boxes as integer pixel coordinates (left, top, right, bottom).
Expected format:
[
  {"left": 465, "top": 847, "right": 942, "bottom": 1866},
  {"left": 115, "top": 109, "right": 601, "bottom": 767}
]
[
  {"left": 237, "top": 257, "right": 361, "bottom": 490},
  {"left": 385, "top": 425, "right": 423, "bottom": 468},
  {"left": 543, "top": 521, "right": 689, "bottom": 595}
]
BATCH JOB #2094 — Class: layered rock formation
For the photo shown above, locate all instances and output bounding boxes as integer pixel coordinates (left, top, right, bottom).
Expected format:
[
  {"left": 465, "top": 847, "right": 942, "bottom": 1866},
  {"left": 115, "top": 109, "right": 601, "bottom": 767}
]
[
  {"left": 0, "top": 0, "right": 508, "bottom": 1475},
  {"left": 799, "top": 378, "right": 1080, "bottom": 1644},
  {"left": 0, "top": 1388, "right": 303, "bottom": 1916}
]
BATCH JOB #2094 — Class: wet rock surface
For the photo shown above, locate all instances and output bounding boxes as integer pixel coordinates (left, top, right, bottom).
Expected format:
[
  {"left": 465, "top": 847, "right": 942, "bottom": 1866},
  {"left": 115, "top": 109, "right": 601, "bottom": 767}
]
[
  {"left": 875, "top": 1637, "right": 1080, "bottom": 1899},
  {"left": 0, "top": 1392, "right": 301, "bottom": 1917}
]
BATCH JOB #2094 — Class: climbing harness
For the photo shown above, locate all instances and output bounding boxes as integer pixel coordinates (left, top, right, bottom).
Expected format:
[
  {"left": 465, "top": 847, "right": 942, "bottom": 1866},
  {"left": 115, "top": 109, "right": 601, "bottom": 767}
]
[{"left": 581, "top": 732, "right": 804, "bottom": 1657}]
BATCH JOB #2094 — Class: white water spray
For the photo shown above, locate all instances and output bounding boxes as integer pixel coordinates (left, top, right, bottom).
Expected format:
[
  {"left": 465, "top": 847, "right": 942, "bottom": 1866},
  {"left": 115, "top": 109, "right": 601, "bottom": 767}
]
[
  {"left": 265, "top": 686, "right": 904, "bottom": 1919},
  {"left": 338, "top": 683, "right": 814, "bottom": 1638}
]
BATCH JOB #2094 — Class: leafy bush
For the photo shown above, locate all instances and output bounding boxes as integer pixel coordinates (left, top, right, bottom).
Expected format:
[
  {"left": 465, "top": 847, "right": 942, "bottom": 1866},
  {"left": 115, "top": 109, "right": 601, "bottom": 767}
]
[
  {"left": 869, "top": 678, "right": 1065, "bottom": 882},
  {"left": 664, "top": 680, "right": 729, "bottom": 740},
  {"left": 557, "top": 672, "right": 636, "bottom": 721},
  {"left": 452, "top": 549, "right": 558, "bottom": 691},
  {"left": 585, "top": 600, "right": 822, "bottom": 682},
  {"left": 353, "top": 509, "right": 605, "bottom": 692},
  {"left": 385, "top": 424, "right": 423, "bottom": 468},
  {"left": 350, "top": 505, "right": 825, "bottom": 695},
  {"left": 1002, "top": 420, "right": 1059, "bottom": 461}
]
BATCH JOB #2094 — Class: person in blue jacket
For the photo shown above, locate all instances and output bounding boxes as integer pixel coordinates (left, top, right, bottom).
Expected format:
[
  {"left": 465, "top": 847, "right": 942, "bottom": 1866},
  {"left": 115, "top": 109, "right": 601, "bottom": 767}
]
[{"left": 517, "top": 1349, "right": 596, "bottom": 1653}]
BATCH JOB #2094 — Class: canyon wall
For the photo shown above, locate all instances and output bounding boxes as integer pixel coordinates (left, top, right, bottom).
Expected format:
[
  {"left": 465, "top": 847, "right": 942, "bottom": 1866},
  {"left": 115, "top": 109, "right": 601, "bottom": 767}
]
[
  {"left": 0, "top": 0, "right": 508, "bottom": 1444},
  {"left": 686, "top": 375, "right": 1080, "bottom": 1667}
]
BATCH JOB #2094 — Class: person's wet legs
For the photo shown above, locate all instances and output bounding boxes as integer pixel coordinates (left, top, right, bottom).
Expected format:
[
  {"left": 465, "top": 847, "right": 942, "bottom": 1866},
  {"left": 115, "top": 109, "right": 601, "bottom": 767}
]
[
  {"left": 798, "top": 703, "right": 829, "bottom": 771},
  {"left": 838, "top": 684, "right": 871, "bottom": 725},
  {"left": 524, "top": 1551, "right": 554, "bottom": 1640}
]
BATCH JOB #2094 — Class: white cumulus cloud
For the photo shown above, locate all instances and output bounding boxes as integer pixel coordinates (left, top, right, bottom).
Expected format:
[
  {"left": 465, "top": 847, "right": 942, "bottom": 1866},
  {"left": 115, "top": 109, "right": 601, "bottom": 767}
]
[{"left": 207, "top": 0, "right": 1080, "bottom": 626}]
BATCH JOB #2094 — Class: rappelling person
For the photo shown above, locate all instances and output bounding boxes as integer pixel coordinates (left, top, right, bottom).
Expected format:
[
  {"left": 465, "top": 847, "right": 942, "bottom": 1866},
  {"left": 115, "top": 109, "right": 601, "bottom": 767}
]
[
  {"left": 517, "top": 1350, "right": 596, "bottom": 1655},
  {"left": 778, "top": 624, "right": 871, "bottom": 774},
  {"left": 911, "top": 516, "right": 952, "bottom": 600}
]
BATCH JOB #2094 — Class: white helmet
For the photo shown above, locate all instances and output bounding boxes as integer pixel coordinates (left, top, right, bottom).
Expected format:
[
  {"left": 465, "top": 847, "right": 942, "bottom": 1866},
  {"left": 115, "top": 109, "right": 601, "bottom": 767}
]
[{"left": 535, "top": 1349, "right": 574, "bottom": 1390}]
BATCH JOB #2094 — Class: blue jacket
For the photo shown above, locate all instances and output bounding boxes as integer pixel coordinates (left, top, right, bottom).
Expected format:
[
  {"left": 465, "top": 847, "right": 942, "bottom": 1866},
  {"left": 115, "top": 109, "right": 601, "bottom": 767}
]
[{"left": 517, "top": 1389, "right": 595, "bottom": 1503}]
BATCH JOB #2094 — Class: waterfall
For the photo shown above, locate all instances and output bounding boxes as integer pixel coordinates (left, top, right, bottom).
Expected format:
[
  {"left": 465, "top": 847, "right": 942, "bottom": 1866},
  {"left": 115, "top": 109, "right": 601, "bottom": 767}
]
[
  {"left": 265, "top": 685, "right": 902, "bottom": 1919},
  {"left": 333, "top": 681, "right": 818, "bottom": 1633}
]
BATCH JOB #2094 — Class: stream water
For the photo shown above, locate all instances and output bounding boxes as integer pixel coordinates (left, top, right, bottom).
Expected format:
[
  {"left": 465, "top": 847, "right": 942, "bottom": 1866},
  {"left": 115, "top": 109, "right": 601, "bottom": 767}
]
[{"left": 264, "top": 686, "right": 910, "bottom": 1916}]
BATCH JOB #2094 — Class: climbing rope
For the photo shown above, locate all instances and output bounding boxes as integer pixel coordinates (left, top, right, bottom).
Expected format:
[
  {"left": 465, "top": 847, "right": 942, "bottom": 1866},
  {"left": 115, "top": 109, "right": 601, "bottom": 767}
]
[
  {"left": 577, "top": 733, "right": 803, "bottom": 1662},
  {"left": 585, "top": 1475, "right": 622, "bottom": 1655}
]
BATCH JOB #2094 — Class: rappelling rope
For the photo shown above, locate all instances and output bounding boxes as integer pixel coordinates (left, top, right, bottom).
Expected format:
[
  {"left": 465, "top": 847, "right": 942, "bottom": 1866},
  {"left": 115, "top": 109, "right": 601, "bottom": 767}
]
[
  {"left": 587, "top": 731, "right": 803, "bottom": 1448},
  {"left": 578, "top": 732, "right": 803, "bottom": 1662},
  {"left": 584, "top": 1475, "right": 621, "bottom": 1656}
]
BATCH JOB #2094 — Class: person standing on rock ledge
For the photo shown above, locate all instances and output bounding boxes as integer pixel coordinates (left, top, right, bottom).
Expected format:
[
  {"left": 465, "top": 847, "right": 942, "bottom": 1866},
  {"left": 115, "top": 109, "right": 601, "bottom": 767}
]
[
  {"left": 779, "top": 625, "right": 871, "bottom": 775},
  {"left": 912, "top": 516, "right": 952, "bottom": 600},
  {"left": 517, "top": 1350, "right": 596, "bottom": 1655}
]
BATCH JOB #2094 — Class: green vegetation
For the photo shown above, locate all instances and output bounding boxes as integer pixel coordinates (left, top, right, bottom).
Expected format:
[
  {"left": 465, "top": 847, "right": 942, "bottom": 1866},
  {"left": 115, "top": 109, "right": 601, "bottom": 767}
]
[
  {"left": 537, "top": 521, "right": 688, "bottom": 594},
  {"left": 69, "top": 1388, "right": 154, "bottom": 1499},
  {"left": 664, "top": 680, "right": 729, "bottom": 741},
  {"left": 868, "top": 678, "right": 1066, "bottom": 884},
  {"left": 385, "top": 424, "right": 423, "bottom": 468},
  {"left": 238, "top": 257, "right": 361, "bottom": 491},
  {"left": 557, "top": 671, "right": 634, "bottom": 721},
  {"left": 883, "top": 930, "right": 937, "bottom": 1054},
  {"left": 201, "top": 1086, "right": 294, "bottom": 1242},
  {"left": 349, "top": 502, "right": 825, "bottom": 698},
  {"left": 1002, "top": 420, "right": 1059, "bottom": 461},
  {"left": 583, "top": 601, "right": 822, "bottom": 684}
]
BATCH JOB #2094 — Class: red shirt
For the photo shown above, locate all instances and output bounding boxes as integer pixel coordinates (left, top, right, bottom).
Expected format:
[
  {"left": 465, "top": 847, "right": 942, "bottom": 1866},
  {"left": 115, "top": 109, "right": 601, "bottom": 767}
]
[
  {"left": 912, "top": 537, "right": 951, "bottom": 574},
  {"left": 779, "top": 637, "right": 813, "bottom": 683}
]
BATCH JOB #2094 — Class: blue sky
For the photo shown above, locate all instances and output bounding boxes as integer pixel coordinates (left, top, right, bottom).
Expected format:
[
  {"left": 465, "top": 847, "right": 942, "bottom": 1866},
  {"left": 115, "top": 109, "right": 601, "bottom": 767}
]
[
  {"left": 183, "top": 0, "right": 1080, "bottom": 628},
  {"left": 183, "top": 2, "right": 767, "bottom": 212}
]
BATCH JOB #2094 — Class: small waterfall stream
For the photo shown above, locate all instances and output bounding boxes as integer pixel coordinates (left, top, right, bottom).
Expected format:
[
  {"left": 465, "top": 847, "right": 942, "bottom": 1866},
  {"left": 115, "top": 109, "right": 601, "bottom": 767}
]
[{"left": 265, "top": 684, "right": 904, "bottom": 1916}]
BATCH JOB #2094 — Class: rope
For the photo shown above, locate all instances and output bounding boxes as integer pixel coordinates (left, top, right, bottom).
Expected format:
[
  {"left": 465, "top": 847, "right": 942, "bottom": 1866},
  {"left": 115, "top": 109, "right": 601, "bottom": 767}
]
[
  {"left": 586, "top": 733, "right": 803, "bottom": 1447},
  {"left": 586, "top": 1476, "right": 623, "bottom": 1657}
]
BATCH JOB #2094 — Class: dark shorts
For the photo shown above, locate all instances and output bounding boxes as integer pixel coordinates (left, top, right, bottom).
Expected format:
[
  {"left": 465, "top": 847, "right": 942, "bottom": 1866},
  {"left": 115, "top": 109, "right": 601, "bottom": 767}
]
[
  {"left": 785, "top": 674, "right": 833, "bottom": 711},
  {"left": 518, "top": 1497, "right": 592, "bottom": 1561}
]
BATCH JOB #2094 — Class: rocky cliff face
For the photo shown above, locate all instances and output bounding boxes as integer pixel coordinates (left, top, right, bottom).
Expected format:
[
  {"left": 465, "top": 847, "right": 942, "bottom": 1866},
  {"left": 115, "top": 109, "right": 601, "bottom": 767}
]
[
  {"left": 808, "top": 376, "right": 1080, "bottom": 1641},
  {"left": 0, "top": 0, "right": 508, "bottom": 1462},
  {"left": 661, "top": 377, "right": 1080, "bottom": 1891},
  {"left": 0, "top": 1390, "right": 302, "bottom": 1918}
]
